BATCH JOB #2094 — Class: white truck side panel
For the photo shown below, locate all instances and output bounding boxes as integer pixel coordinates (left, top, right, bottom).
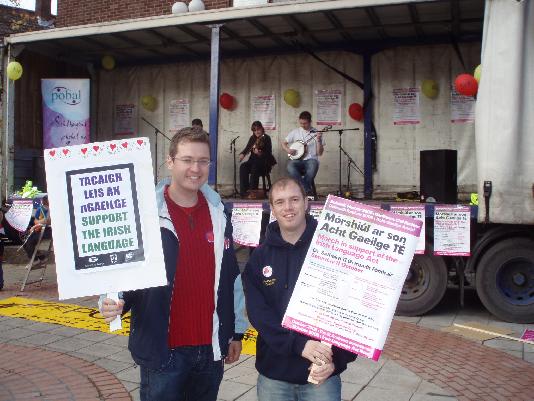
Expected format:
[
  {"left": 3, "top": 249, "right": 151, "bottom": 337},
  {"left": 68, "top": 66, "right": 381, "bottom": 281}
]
[{"left": 475, "top": 0, "right": 534, "bottom": 224}]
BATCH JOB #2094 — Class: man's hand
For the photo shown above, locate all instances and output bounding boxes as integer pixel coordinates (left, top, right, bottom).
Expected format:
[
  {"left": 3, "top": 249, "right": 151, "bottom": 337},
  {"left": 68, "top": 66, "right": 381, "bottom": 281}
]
[
  {"left": 289, "top": 148, "right": 297, "bottom": 156},
  {"left": 225, "top": 340, "right": 242, "bottom": 364},
  {"left": 239, "top": 154, "right": 245, "bottom": 162},
  {"left": 301, "top": 340, "right": 333, "bottom": 365},
  {"left": 100, "top": 298, "right": 124, "bottom": 323},
  {"left": 309, "top": 361, "right": 335, "bottom": 385}
]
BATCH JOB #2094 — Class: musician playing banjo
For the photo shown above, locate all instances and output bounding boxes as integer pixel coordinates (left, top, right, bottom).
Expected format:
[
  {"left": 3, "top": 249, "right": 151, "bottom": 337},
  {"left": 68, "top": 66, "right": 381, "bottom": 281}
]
[{"left": 282, "top": 111, "right": 324, "bottom": 198}]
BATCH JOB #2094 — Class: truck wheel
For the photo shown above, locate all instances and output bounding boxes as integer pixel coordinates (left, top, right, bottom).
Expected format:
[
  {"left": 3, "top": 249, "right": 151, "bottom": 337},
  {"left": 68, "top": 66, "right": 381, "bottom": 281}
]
[
  {"left": 396, "top": 254, "right": 448, "bottom": 316},
  {"left": 476, "top": 238, "right": 534, "bottom": 323}
]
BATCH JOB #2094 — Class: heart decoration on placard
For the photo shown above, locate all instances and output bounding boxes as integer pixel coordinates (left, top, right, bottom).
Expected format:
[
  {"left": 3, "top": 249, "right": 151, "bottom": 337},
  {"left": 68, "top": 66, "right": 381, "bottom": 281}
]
[
  {"left": 110, "top": 144, "right": 117, "bottom": 151},
  {"left": 49, "top": 150, "right": 56, "bottom": 157},
  {"left": 137, "top": 139, "right": 144, "bottom": 146},
  {"left": 81, "top": 148, "right": 88, "bottom": 155},
  {"left": 62, "top": 149, "right": 69, "bottom": 155},
  {"left": 93, "top": 145, "right": 100, "bottom": 152},
  {"left": 122, "top": 142, "right": 128, "bottom": 148}
]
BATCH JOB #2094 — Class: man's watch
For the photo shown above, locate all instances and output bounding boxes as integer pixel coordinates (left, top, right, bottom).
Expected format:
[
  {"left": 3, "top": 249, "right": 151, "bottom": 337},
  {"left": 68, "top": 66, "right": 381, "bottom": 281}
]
[{"left": 233, "top": 333, "right": 244, "bottom": 341}]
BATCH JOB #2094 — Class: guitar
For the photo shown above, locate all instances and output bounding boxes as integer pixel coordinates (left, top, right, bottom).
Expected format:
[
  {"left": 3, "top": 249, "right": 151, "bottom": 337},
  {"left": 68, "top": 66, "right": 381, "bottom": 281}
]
[{"left": 287, "top": 125, "right": 331, "bottom": 160}]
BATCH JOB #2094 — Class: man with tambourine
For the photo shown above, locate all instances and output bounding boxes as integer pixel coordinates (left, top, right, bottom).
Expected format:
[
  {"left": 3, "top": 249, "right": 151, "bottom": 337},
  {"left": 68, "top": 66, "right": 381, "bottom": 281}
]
[{"left": 281, "top": 111, "right": 325, "bottom": 198}]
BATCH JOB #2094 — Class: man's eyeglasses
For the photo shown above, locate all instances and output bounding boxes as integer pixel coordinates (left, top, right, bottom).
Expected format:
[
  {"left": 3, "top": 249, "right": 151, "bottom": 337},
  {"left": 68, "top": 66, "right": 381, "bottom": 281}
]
[{"left": 172, "top": 157, "right": 211, "bottom": 167}]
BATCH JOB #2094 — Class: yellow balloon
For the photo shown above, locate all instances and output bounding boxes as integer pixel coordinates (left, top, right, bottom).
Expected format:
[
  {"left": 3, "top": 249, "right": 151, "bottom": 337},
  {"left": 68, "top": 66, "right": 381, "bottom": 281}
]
[
  {"left": 7, "top": 61, "right": 23, "bottom": 80},
  {"left": 283, "top": 89, "right": 300, "bottom": 108},
  {"left": 421, "top": 79, "right": 439, "bottom": 99},
  {"left": 141, "top": 95, "right": 157, "bottom": 111},
  {"left": 473, "top": 64, "right": 481, "bottom": 83},
  {"left": 101, "top": 55, "right": 116, "bottom": 70}
]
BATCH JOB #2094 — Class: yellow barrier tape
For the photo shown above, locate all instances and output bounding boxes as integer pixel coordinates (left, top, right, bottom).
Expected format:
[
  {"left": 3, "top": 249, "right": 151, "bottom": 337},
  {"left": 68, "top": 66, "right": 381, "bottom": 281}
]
[
  {"left": 0, "top": 297, "right": 259, "bottom": 355},
  {"left": 0, "top": 297, "right": 130, "bottom": 336}
]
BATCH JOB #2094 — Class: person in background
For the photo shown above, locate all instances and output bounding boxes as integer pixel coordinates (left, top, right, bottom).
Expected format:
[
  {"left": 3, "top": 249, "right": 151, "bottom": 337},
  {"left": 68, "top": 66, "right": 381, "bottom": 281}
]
[
  {"left": 239, "top": 121, "right": 276, "bottom": 198},
  {"left": 192, "top": 118, "right": 203, "bottom": 129},
  {"left": 100, "top": 127, "right": 247, "bottom": 401},
  {"left": 243, "top": 177, "right": 356, "bottom": 401},
  {"left": 281, "top": 111, "right": 324, "bottom": 198}
]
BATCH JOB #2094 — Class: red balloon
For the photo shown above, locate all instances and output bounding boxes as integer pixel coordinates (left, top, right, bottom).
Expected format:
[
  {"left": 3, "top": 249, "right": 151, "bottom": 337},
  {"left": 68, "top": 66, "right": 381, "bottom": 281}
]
[
  {"left": 219, "top": 93, "right": 234, "bottom": 110},
  {"left": 348, "top": 103, "right": 363, "bottom": 121},
  {"left": 454, "top": 74, "right": 478, "bottom": 97}
]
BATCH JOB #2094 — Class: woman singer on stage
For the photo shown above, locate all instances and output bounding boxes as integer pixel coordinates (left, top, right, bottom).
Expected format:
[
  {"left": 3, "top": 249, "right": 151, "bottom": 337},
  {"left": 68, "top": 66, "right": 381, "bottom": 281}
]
[{"left": 239, "top": 121, "right": 276, "bottom": 198}]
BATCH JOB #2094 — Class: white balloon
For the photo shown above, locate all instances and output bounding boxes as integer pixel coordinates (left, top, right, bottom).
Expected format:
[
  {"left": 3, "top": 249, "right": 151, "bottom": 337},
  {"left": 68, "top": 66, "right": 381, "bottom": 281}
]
[
  {"left": 171, "top": 2, "right": 188, "bottom": 14},
  {"left": 188, "top": 0, "right": 205, "bottom": 12}
]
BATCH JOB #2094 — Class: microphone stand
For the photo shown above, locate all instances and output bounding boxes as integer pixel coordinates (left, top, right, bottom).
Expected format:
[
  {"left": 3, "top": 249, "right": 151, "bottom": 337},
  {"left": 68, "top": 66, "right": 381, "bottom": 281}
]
[
  {"left": 331, "top": 128, "right": 359, "bottom": 197},
  {"left": 340, "top": 145, "right": 364, "bottom": 197},
  {"left": 141, "top": 117, "right": 171, "bottom": 184},
  {"left": 229, "top": 136, "right": 240, "bottom": 197}
]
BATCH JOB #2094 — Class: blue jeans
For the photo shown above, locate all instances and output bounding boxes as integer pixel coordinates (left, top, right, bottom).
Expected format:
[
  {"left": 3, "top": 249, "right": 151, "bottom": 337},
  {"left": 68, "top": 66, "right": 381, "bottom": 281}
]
[
  {"left": 140, "top": 345, "right": 224, "bottom": 401},
  {"left": 286, "top": 159, "right": 319, "bottom": 195},
  {"left": 257, "top": 373, "right": 341, "bottom": 401}
]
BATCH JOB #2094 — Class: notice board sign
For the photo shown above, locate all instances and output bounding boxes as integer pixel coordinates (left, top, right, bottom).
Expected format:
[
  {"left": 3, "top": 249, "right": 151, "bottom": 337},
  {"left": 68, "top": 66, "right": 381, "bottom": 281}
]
[{"left": 45, "top": 138, "right": 166, "bottom": 299}]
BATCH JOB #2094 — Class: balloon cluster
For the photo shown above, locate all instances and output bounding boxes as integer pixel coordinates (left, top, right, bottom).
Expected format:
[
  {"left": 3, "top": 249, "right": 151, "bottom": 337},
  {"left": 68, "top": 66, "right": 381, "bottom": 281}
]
[
  {"left": 7, "top": 61, "right": 23, "bottom": 80},
  {"left": 283, "top": 89, "right": 300, "bottom": 108},
  {"left": 219, "top": 93, "right": 235, "bottom": 110},
  {"left": 348, "top": 103, "right": 363, "bottom": 121},
  {"left": 454, "top": 65, "right": 481, "bottom": 97},
  {"left": 101, "top": 55, "right": 116, "bottom": 70},
  {"left": 141, "top": 95, "right": 158, "bottom": 111},
  {"left": 421, "top": 79, "right": 439, "bottom": 99}
]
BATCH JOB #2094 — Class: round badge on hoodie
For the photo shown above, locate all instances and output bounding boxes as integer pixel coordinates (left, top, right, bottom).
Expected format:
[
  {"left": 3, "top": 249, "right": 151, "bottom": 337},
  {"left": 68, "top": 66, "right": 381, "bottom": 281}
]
[{"left": 262, "top": 266, "right": 273, "bottom": 278}]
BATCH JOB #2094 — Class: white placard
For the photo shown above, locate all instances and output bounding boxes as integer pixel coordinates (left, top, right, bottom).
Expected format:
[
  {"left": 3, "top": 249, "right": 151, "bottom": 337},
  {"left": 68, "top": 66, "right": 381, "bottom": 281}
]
[
  {"left": 169, "top": 99, "right": 190, "bottom": 134},
  {"left": 231, "top": 203, "right": 263, "bottom": 247},
  {"left": 450, "top": 87, "right": 476, "bottom": 123},
  {"left": 5, "top": 199, "right": 34, "bottom": 232},
  {"left": 393, "top": 88, "right": 420, "bottom": 125},
  {"left": 282, "top": 196, "right": 422, "bottom": 360},
  {"left": 390, "top": 205, "right": 426, "bottom": 254},
  {"left": 44, "top": 138, "right": 166, "bottom": 299},
  {"left": 114, "top": 104, "right": 137, "bottom": 136},
  {"left": 252, "top": 95, "right": 276, "bottom": 130},
  {"left": 433, "top": 206, "right": 471, "bottom": 256},
  {"left": 315, "top": 89, "right": 342, "bottom": 126},
  {"left": 309, "top": 204, "right": 323, "bottom": 221}
]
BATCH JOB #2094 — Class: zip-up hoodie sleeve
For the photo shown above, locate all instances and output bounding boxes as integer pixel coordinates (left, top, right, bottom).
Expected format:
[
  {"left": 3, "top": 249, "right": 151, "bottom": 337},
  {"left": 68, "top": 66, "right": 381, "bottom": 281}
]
[{"left": 243, "top": 249, "right": 309, "bottom": 357}]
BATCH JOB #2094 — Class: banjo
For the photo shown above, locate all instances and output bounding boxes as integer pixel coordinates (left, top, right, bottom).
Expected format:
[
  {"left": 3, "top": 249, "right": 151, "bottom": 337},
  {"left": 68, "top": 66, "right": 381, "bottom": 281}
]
[{"left": 287, "top": 125, "right": 331, "bottom": 160}]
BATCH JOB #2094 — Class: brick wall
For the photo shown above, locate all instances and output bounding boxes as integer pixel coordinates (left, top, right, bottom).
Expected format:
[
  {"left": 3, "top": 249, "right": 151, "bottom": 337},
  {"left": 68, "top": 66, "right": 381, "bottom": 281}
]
[{"left": 56, "top": 0, "right": 232, "bottom": 27}]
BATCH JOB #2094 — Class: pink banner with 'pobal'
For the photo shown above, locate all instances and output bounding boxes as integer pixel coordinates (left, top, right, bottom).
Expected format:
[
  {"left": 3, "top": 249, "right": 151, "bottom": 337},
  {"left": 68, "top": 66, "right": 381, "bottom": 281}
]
[{"left": 42, "top": 79, "right": 90, "bottom": 149}]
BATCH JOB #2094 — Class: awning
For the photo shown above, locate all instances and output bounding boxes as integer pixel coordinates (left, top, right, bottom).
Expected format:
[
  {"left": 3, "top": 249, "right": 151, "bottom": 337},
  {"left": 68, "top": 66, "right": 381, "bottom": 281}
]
[{"left": 5, "top": 0, "right": 484, "bottom": 66}]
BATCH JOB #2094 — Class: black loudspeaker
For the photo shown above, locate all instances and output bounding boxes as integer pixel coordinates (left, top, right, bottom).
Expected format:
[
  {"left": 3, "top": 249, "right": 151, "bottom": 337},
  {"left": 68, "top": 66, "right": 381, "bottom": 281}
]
[{"left": 420, "top": 149, "right": 457, "bottom": 204}]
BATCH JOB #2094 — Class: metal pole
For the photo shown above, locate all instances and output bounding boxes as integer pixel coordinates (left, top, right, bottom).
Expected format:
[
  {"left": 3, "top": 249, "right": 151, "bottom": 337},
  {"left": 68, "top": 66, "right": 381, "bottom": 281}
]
[
  {"left": 208, "top": 24, "right": 222, "bottom": 188},
  {"left": 363, "top": 53, "right": 373, "bottom": 199}
]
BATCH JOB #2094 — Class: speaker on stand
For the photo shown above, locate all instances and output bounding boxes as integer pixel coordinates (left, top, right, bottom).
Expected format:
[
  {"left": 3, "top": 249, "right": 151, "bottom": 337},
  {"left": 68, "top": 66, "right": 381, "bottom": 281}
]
[{"left": 420, "top": 149, "right": 457, "bottom": 204}]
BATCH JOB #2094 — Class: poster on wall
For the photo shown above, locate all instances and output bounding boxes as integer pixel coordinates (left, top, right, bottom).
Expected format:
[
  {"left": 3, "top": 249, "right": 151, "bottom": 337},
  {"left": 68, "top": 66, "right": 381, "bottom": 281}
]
[
  {"left": 282, "top": 196, "right": 422, "bottom": 360},
  {"left": 114, "top": 104, "right": 137, "bottom": 136},
  {"left": 231, "top": 203, "right": 263, "bottom": 247},
  {"left": 168, "top": 99, "right": 190, "bottom": 134},
  {"left": 44, "top": 137, "right": 166, "bottom": 300},
  {"left": 41, "top": 79, "right": 90, "bottom": 149},
  {"left": 450, "top": 87, "right": 476, "bottom": 123},
  {"left": 393, "top": 88, "right": 420, "bottom": 125},
  {"left": 252, "top": 95, "right": 276, "bottom": 130},
  {"left": 433, "top": 206, "right": 470, "bottom": 256},
  {"left": 389, "top": 205, "right": 426, "bottom": 254},
  {"left": 315, "top": 89, "right": 342, "bottom": 126}
]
